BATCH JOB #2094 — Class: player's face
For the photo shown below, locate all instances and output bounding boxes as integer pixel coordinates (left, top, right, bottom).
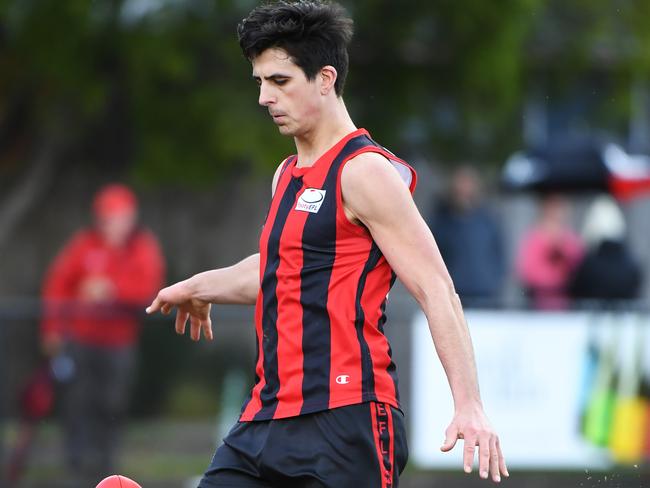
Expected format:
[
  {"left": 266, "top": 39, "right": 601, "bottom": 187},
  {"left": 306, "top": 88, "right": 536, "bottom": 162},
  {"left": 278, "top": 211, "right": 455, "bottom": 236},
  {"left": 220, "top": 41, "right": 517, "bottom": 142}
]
[{"left": 252, "top": 48, "right": 322, "bottom": 137}]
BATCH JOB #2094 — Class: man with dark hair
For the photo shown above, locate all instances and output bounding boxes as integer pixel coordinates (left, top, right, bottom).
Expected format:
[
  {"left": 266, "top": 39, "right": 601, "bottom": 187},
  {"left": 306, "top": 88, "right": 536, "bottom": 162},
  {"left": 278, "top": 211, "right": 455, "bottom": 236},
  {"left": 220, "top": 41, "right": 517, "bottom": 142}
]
[
  {"left": 237, "top": 1, "right": 353, "bottom": 96},
  {"left": 147, "top": 1, "right": 507, "bottom": 486}
]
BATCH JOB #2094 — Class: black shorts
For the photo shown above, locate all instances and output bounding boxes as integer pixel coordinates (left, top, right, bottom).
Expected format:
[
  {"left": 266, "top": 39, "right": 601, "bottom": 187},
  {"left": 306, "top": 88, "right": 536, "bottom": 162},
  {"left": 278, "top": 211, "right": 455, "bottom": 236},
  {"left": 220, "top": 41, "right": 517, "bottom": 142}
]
[{"left": 198, "top": 401, "right": 408, "bottom": 488}]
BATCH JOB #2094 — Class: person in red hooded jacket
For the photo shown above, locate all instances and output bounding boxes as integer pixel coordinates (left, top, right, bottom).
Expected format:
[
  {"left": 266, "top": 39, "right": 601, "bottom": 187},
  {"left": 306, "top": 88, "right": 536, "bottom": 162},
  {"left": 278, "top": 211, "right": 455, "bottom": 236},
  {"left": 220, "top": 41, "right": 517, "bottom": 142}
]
[{"left": 41, "top": 183, "right": 164, "bottom": 482}]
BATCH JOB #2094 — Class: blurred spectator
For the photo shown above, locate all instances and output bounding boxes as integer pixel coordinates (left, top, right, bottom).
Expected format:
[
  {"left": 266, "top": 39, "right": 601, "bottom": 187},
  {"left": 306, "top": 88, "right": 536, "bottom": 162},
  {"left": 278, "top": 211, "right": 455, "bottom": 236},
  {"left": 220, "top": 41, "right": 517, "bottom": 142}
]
[
  {"left": 569, "top": 195, "right": 642, "bottom": 305},
  {"left": 516, "top": 194, "right": 584, "bottom": 310},
  {"left": 427, "top": 166, "right": 505, "bottom": 307},
  {"left": 40, "top": 184, "right": 164, "bottom": 482}
]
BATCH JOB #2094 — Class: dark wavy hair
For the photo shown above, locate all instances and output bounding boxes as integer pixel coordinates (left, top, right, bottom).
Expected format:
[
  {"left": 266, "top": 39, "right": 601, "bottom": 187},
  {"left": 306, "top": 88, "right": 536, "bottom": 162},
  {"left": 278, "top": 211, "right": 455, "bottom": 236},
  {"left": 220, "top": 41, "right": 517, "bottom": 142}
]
[{"left": 237, "top": 1, "right": 354, "bottom": 96}]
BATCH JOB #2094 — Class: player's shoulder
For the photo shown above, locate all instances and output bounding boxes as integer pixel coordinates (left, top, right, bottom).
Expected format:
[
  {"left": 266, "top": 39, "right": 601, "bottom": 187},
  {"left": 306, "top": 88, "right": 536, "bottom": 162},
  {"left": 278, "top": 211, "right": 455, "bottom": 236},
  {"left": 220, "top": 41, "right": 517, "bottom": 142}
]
[
  {"left": 344, "top": 146, "right": 417, "bottom": 196},
  {"left": 348, "top": 149, "right": 390, "bottom": 164},
  {"left": 342, "top": 150, "right": 403, "bottom": 187}
]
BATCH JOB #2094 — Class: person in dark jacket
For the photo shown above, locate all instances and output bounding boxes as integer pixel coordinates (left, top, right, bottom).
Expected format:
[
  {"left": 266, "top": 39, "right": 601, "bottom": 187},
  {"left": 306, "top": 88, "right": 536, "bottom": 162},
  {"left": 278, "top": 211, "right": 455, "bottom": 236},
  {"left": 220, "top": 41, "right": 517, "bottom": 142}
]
[
  {"left": 570, "top": 195, "right": 642, "bottom": 305},
  {"left": 428, "top": 166, "right": 506, "bottom": 307}
]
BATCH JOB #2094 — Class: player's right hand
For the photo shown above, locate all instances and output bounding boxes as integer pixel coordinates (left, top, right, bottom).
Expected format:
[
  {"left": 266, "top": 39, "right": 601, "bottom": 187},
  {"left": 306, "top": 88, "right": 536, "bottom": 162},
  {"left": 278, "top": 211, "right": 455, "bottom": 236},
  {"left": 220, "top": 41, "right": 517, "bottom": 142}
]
[
  {"left": 440, "top": 406, "right": 508, "bottom": 483},
  {"left": 146, "top": 281, "right": 213, "bottom": 341}
]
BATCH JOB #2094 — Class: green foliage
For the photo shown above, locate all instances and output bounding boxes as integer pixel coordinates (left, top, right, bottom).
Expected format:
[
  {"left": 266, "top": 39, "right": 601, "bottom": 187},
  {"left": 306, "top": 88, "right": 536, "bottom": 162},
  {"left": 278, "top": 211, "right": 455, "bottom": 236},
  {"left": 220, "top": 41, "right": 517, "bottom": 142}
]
[
  {"left": 1, "top": 0, "right": 649, "bottom": 181},
  {"left": 123, "top": 1, "right": 292, "bottom": 184},
  {"left": 350, "top": 0, "right": 546, "bottom": 159}
]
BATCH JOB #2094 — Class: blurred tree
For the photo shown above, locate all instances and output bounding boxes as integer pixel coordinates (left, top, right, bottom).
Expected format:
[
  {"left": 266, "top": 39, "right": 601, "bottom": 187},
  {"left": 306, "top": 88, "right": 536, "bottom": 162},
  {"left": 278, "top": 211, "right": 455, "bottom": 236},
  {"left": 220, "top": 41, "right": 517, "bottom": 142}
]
[
  {"left": 0, "top": 0, "right": 649, "bottom": 193},
  {"left": 349, "top": 0, "right": 544, "bottom": 160},
  {"left": 0, "top": 0, "right": 290, "bottom": 184}
]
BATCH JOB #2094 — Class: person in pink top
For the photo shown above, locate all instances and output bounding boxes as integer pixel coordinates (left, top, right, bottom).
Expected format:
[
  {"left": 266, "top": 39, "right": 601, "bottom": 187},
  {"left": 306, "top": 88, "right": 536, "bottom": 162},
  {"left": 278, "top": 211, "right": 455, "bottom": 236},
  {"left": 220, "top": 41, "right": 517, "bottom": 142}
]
[{"left": 516, "top": 194, "right": 584, "bottom": 310}]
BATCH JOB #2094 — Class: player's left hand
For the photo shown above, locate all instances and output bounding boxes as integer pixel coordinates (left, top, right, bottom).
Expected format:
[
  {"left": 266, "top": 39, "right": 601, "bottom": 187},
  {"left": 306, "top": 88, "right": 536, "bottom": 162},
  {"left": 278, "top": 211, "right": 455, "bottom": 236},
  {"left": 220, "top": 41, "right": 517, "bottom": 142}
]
[{"left": 440, "top": 406, "right": 508, "bottom": 483}]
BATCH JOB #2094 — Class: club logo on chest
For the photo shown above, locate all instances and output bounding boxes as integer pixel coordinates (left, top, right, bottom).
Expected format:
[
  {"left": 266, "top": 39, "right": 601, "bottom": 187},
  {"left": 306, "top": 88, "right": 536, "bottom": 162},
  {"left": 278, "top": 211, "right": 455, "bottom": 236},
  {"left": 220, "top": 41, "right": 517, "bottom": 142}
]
[{"left": 295, "top": 188, "right": 326, "bottom": 213}]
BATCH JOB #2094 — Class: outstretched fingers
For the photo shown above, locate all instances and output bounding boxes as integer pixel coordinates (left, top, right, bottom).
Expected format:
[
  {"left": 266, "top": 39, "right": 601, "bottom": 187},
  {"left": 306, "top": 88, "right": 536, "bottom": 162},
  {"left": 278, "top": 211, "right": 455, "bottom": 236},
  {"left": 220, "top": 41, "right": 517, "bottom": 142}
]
[
  {"left": 146, "top": 293, "right": 174, "bottom": 316},
  {"left": 477, "top": 434, "right": 507, "bottom": 483},
  {"left": 190, "top": 315, "right": 201, "bottom": 341},
  {"left": 146, "top": 284, "right": 213, "bottom": 342},
  {"left": 442, "top": 412, "right": 507, "bottom": 482},
  {"left": 463, "top": 433, "right": 477, "bottom": 475},
  {"left": 202, "top": 315, "right": 213, "bottom": 341},
  {"left": 440, "top": 425, "right": 459, "bottom": 453},
  {"left": 497, "top": 437, "right": 509, "bottom": 479},
  {"left": 175, "top": 310, "right": 189, "bottom": 335},
  {"left": 478, "top": 434, "right": 490, "bottom": 479},
  {"left": 145, "top": 296, "right": 163, "bottom": 314},
  {"left": 489, "top": 436, "right": 501, "bottom": 482},
  {"left": 189, "top": 314, "right": 213, "bottom": 341}
]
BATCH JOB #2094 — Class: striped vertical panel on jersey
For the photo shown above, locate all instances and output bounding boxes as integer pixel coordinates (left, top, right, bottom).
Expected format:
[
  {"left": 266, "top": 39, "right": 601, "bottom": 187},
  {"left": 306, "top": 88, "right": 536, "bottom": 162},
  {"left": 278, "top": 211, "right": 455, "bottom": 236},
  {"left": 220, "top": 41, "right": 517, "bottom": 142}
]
[
  {"left": 362, "top": 267, "right": 399, "bottom": 403},
  {"left": 253, "top": 176, "right": 303, "bottom": 420},
  {"left": 377, "top": 274, "right": 399, "bottom": 402},
  {"left": 298, "top": 136, "right": 368, "bottom": 413},
  {"left": 354, "top": 243, "right": 384, "bottom": 401},
  {"left": 240, "top": 156, "right": 297, "bottom": 419}
]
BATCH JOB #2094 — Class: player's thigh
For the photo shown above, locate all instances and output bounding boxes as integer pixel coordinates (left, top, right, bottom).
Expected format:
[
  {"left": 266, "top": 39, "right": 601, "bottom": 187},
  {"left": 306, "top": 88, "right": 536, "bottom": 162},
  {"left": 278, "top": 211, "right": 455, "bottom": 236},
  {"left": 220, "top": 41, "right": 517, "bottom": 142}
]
[
  {"left": 324, "top": 402, "right": 408, "bottom": 487},
  {"left": 265, "top": 402, "right": 408, "bottom": 487},
  {"left": 199, "top": 422, "right": 272, "bottom": 488}
]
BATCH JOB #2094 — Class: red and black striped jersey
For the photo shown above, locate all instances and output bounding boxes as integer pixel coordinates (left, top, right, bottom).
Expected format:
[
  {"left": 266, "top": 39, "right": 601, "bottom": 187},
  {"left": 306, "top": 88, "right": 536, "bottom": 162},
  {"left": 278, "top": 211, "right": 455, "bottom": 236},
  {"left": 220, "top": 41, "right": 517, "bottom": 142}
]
[{"left": 240, "top": 128, "right": 417, "bottom": 421}]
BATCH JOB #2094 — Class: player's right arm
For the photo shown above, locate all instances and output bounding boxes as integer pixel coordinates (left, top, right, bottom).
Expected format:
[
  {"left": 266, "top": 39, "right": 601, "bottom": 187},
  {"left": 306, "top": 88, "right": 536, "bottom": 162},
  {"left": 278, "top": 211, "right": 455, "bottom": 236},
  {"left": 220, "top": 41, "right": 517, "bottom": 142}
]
[
  {"left": 145, "top": 160, "right": 286, "bottom": 342},
  {"left": 145, "top": 253, "right": 260, "bottom": 341}
]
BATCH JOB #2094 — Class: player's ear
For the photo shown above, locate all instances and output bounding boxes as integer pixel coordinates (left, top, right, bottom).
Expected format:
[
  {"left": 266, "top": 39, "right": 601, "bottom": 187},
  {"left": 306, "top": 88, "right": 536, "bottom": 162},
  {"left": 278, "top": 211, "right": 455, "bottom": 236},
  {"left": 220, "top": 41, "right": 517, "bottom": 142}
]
[{"left": 319, "top": 65, "right": 337, "bottom": 95}]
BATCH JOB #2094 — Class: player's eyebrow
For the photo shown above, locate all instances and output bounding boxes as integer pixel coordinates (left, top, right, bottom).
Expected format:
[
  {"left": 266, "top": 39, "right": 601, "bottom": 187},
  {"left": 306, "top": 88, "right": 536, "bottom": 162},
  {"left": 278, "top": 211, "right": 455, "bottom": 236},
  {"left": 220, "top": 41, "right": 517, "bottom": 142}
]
[{"left": 252, "top": 73, "right": 292, "bottom": 82}]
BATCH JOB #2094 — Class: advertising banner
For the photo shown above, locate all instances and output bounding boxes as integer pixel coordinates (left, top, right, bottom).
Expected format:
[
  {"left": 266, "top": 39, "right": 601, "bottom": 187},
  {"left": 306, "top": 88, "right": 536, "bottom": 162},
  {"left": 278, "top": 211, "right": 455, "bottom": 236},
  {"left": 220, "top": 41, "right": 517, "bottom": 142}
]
[{"left": 410, "top": 310, "right": 649, "bottom": 469}]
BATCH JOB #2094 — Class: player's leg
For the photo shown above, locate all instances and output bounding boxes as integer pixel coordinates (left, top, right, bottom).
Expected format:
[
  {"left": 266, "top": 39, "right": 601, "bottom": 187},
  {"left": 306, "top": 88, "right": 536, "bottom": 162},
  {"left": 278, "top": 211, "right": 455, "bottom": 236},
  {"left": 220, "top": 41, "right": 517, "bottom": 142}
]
[
  {"left": 198, "top": 421, "right": 272, "bottom": 488},
  {"left": 365, "top": 402, "right": 409, "bottom": 488},
  {"left": 258, "top": 402, "right": 408, "bottom": 488}
]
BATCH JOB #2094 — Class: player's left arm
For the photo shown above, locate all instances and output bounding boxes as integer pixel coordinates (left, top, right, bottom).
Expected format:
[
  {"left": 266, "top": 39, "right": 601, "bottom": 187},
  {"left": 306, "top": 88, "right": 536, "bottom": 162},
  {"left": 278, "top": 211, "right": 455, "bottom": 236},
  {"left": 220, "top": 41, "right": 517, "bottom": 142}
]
[{"left": 341, "top": 152, "right": 508, "bottom": 483}]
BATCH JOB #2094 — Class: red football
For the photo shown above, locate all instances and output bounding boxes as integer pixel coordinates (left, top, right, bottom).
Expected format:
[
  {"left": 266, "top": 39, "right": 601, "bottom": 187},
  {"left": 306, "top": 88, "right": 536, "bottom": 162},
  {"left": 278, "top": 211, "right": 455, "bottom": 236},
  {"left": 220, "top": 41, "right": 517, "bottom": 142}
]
[{"left": 95, "top": 474, "right": 142, "bottom": 488}]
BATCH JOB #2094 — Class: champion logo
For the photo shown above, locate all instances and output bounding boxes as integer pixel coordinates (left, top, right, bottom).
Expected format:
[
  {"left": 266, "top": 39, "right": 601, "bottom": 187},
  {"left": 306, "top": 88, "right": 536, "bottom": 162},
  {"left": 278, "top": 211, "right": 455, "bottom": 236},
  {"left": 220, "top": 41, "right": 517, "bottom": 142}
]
[
  {"left": 295, "top": 188, "right": 326, "bottom": 213},
  {"left": 335, "top": 374, "right": 350, "bottom": 385}
]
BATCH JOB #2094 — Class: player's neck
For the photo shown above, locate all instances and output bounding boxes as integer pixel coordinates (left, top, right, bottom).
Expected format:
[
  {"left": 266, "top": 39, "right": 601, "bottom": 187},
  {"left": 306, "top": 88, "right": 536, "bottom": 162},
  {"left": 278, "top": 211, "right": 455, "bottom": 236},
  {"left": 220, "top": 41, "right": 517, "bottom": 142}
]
[{"left": 294, "top": 99, "right": 357, "bottom": 168}]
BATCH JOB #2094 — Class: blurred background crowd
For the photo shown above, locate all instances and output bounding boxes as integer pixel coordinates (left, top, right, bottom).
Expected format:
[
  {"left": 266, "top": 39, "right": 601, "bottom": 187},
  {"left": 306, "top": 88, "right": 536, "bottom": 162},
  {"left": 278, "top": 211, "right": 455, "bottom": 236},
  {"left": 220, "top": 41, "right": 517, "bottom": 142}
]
[{"left": 1, "top": 0, "right": 650, "bottom": 487}]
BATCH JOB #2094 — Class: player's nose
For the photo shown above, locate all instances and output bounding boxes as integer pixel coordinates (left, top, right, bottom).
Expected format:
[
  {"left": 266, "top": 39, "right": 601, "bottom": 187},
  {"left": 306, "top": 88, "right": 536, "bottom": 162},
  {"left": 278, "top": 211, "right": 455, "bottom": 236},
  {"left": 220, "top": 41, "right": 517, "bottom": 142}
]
[{"left": 258, "top": 83, "right": 275, "bottom": 107}]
